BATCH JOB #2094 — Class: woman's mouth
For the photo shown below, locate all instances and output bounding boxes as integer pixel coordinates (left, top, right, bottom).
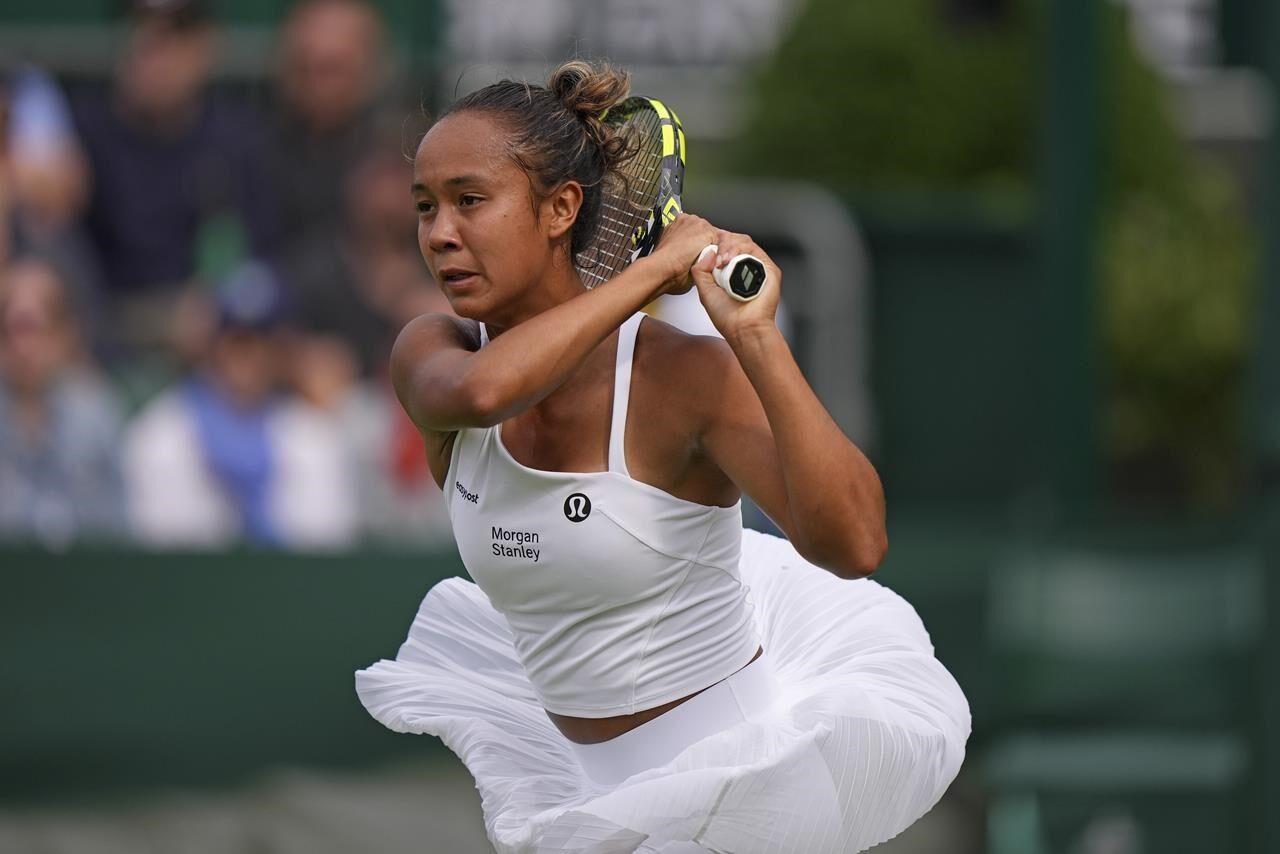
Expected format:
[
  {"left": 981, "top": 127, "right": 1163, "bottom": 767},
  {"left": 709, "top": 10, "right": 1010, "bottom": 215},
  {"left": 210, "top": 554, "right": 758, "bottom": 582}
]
[{"left": 438, "top": 269, "right": 479, "bottom": 289}]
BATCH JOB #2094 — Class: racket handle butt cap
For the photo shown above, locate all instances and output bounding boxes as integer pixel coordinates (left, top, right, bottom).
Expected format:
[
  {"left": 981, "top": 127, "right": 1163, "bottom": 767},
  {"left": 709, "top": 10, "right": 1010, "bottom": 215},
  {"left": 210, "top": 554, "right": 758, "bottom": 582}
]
[{"left": 699, "top": 244, "right": 766, "bottom": 302}]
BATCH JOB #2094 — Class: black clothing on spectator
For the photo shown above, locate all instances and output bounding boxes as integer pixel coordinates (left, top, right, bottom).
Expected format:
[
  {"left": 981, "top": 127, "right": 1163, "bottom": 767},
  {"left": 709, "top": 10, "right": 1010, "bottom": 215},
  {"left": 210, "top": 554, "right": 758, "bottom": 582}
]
[
  {"left": 73, "top": 89, "right": 278, "bottom": 295},
  {"left": 280, "top": 232, "right": 399, "bottom": 377},
  {"left": 266, "top": 106, "right": 379, "bottom": 248}
]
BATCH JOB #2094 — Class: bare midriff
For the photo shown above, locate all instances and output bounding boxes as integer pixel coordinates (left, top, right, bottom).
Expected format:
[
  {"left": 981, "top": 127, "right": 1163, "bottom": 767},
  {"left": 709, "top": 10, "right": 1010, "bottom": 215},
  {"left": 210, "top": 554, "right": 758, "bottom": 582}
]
[{"left": 547, "top": 645, "right": 764, "bottom": 745}]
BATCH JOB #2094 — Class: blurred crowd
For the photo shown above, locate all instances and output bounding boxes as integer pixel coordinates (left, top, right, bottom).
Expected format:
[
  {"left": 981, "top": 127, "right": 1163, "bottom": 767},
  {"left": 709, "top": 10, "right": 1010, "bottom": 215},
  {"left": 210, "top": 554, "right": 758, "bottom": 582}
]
[{"left": 0, "top": 0, "right": 454, "bottom": 551}]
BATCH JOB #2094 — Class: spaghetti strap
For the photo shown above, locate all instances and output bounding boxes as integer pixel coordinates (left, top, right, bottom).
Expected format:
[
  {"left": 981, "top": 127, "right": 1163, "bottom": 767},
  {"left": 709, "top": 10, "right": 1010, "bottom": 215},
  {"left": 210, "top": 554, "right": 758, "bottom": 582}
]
[
  {"left": 478, "top": 322, "right": 490, "bottom": 347},
  {"left": 608, "top": 314, "right": 643, "bottom": 476}
]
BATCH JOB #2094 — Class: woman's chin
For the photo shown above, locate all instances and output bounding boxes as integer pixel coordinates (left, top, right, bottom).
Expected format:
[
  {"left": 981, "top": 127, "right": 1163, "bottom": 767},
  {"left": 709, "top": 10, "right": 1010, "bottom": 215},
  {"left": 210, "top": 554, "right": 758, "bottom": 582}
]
[
  {"left": 448, "top": 298, "right": 491, "bottom": 323},
  {"left": 442, "top": 288, "right": 482, "bottom": 315}
]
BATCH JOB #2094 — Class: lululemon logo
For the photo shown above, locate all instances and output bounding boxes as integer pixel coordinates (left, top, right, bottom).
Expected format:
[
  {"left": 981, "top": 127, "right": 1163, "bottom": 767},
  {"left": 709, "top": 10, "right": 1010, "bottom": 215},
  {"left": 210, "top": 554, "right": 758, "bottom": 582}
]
[{"left": 564, "top": 492, "right": 591, "bottom": 522}]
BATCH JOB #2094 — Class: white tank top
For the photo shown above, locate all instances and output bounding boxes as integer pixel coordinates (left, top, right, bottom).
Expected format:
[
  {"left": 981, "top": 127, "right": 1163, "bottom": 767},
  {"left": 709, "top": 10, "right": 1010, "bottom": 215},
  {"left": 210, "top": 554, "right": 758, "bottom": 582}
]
[{"left": 443, "top": 313, "right": 761, "bottom": 718}]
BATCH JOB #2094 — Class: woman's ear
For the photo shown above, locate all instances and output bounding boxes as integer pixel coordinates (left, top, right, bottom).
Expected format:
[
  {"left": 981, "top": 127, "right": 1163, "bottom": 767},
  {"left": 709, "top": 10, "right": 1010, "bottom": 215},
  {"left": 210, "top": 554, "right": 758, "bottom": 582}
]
[{"left": 543, "top": 181, "right": 584, "bottom": 241}]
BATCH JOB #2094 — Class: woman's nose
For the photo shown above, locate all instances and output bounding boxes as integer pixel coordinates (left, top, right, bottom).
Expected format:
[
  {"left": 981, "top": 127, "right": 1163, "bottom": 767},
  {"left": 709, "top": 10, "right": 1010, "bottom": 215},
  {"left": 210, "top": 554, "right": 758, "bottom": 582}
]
[{"left": 426, "top": 210, "right": 462, "bottom": 253}]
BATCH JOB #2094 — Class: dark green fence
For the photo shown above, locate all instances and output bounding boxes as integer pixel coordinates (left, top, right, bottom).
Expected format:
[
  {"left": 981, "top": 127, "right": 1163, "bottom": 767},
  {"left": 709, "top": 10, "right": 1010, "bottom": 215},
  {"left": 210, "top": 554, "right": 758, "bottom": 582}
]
[
  {"left": 860, "top": 211, "right": 1041, "bottom": 506},
  {"left": 4, "top": 547, "right": 459, "bottom": 802},
  {"left": 4, "top": 513, "right": 1267, "bottom": 854}
]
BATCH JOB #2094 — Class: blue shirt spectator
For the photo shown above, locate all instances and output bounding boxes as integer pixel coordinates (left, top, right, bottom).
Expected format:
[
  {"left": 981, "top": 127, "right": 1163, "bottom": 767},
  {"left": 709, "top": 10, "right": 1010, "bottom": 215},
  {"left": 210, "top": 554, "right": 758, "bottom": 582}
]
[{"left": 122, "top": 261, "right": 359, "bottom": 550}]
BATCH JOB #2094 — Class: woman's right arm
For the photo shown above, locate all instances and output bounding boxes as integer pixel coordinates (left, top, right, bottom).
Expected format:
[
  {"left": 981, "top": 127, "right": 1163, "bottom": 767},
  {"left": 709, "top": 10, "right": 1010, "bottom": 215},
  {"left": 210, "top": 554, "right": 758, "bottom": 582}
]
[{"left": 391, "top": 217, "right": 717, "bottom": 433}]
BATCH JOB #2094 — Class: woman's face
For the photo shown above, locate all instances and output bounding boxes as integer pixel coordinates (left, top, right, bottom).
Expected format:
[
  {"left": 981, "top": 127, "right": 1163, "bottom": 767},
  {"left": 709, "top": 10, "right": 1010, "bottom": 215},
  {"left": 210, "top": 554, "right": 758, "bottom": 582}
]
[{"left": 412, "top": 111, "right": 564, "bottom": 321}]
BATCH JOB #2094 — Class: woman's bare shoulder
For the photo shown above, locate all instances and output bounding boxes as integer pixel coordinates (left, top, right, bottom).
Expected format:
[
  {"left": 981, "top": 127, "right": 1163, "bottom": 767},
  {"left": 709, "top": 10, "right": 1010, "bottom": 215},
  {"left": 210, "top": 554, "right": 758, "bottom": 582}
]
[
  {"left": 389, "top": 313, "right": 482, "bottom": 383},
  {"left": 388, "top": 313, "right": 484, "bottom": 428},
  {"left": 633, "top": 315, "right": 743, "bottom": 435},
  {"left": 394, "top": 312, "right": 482, "bottom": 355},
  {"left": 635, "top": 315, "right": 738, "bottom": 384}
]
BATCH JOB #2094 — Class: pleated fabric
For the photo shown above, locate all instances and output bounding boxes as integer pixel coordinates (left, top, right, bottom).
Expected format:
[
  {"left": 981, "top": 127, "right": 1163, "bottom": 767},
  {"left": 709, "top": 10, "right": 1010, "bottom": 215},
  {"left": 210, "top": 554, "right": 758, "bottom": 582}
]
[{"left": 355, "top": 529, "right": 971, "bottom": 853}]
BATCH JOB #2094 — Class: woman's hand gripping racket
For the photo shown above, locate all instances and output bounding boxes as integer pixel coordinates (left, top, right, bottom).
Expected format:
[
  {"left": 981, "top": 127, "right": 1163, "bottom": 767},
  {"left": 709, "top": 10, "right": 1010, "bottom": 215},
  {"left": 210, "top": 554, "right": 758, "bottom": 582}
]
[{"left": 574, "top": 96, "right": 768, "bottom": 301}]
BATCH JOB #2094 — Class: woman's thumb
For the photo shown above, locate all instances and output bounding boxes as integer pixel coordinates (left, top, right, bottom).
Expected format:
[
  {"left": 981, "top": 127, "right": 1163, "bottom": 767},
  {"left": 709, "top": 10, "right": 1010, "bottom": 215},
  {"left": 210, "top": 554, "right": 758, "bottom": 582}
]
[{"left": 691, "top": 244, "right": 717, "bottom": 284}]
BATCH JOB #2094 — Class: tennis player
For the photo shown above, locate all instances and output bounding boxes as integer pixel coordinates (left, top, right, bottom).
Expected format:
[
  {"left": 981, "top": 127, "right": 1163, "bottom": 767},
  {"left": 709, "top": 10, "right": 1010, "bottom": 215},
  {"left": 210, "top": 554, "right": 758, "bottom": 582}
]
[{"left": 356, "top": 60, "right": 970, "bottom": 854}]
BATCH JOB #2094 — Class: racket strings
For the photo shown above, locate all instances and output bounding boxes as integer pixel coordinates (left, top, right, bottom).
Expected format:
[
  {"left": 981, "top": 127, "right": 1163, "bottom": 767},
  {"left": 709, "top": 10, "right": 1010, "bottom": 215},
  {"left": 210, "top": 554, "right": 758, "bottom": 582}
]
[{"left": 577, "top": 108, "right": 665, "bottom": 288}]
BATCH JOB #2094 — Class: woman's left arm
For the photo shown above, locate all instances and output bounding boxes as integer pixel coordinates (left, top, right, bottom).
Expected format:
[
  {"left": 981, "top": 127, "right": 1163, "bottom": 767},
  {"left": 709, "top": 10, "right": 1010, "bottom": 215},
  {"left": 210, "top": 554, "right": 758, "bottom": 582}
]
[{"left": 693, "top": 233, "right": 886, "bottom": 579}]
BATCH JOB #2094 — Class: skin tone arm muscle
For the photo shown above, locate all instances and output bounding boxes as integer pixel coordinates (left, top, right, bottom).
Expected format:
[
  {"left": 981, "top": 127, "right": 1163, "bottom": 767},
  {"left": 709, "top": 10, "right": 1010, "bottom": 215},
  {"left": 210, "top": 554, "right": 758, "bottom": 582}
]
[
  {"left": 392, "top": 220, "right": 719, "bottom": 434},
  {"left": 691, "top": 233, "right": 887, "bottom": 579},
  {"left": 697, "top": 330, "right": 887, "bottom": 578}
]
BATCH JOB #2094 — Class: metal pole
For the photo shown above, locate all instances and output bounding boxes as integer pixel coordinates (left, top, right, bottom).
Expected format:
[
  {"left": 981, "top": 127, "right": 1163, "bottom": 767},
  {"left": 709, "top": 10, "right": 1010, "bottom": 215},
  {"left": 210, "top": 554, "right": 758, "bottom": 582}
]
[
  {"left": 1042, "top": 0, "right": 1100, "bottom": 514},
  {"left": 1256, "top": 2, "right": 1280, "bottom": 477},
  {"left": 1264, "top": 497, "right": 1280, "bottom": 854},
  {"left": 1254, "top": 0, "right": 1280, "bottom": 847}
]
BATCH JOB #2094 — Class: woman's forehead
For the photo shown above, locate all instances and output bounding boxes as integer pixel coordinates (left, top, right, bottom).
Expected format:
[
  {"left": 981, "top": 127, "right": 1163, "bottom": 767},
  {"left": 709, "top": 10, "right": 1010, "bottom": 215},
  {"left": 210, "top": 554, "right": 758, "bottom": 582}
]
[{"left": 414, "top": 112, "right": 512, "bottom": 186}]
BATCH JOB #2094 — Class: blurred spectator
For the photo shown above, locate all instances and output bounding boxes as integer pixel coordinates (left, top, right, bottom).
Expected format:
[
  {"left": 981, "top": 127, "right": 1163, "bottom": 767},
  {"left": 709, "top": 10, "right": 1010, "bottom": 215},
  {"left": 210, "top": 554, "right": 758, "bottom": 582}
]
[
  {"left": 0, "top": 257, "right": 127, "bottom": 547},
  {"left": 122, "top": 261, "right": 358, "bottom": 550},
  {"left": 2, "top": 60, "right": 89, "bottom": 241},
  {"left": 1, "top": 59, "right": 106, "bottom": 352},
  {"left": 268, "top": 0, "right": 390, "bottom": 247},
  {"left": 283, "top": 248, "right": 454, "bottom": 546},
  {"left": 282, "top": 142, "right": 436, "bottom": 376},
  {"left": 341, "top": 379, "right": 454, "bottom": 547},
  {"left": 326, "top": 275, "right": 454, "bottom": 547},
  {"left": 274, "top": 121, "right": 455, "bottom": 545},
  {"left": 73, "top": 0, "right": 276, "bottom": 362}
]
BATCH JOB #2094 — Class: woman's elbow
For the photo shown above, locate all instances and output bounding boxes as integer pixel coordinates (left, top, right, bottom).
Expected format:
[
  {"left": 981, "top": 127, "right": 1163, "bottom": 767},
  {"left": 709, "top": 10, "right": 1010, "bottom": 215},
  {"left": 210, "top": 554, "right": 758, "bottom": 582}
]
[
  {"left": 797, "top": 530, "right": 887, "bottom": 580},
  {"left": 846, "top": 532, "right": 888, "bottom": 578}
]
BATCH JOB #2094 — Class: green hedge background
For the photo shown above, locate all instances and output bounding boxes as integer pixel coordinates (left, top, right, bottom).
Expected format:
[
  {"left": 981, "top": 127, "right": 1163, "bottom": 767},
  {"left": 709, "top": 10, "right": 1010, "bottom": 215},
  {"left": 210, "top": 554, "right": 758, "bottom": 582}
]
[{"left": 728, "top": 0, "right": 1256, "bottom": 512}]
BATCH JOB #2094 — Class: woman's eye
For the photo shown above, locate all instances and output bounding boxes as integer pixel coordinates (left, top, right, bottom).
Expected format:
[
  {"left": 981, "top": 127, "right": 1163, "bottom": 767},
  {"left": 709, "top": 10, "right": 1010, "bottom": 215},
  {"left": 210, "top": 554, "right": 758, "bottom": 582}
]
[
  {"left": 416, "top": 201, "right": 435, "bottom": 215},
  {"left": 459, "top": 195, "right": 482, "bottom": 207}
]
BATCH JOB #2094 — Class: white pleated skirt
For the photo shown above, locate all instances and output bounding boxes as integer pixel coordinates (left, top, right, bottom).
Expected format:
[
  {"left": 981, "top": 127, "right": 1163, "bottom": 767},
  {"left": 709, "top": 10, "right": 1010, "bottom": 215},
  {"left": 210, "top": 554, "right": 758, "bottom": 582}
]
[{"left": 355, "top": 529, "right": 971, "bottom": 854}]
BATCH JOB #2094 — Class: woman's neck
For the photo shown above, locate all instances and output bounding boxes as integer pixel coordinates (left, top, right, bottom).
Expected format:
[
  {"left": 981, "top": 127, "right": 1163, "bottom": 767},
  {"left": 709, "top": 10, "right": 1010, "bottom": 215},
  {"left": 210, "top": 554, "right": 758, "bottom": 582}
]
[{"left": 485, "top": 251, "right": 586, "bottom": 338}]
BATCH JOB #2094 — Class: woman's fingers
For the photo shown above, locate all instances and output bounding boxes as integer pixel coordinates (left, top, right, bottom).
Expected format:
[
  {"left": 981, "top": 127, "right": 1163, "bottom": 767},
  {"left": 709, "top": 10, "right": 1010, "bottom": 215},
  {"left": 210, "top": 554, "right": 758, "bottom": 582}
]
[{"left": 711, "top": 231, "right": 760, "bottom": 268}]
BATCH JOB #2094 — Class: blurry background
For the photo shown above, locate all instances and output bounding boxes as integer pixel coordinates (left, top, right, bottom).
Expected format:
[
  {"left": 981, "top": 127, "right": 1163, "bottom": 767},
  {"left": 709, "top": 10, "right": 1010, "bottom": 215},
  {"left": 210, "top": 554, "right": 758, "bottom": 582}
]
[{"left": 2, "top": 0, "right": 1278, "bottom": 852}]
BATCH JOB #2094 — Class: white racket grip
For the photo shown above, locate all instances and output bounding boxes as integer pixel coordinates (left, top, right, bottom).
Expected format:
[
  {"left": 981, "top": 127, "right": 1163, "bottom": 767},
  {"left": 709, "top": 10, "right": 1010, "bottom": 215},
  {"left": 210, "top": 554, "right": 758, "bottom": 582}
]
[{"left": 697, "top": 244, "right": 767, "bottom": 302}]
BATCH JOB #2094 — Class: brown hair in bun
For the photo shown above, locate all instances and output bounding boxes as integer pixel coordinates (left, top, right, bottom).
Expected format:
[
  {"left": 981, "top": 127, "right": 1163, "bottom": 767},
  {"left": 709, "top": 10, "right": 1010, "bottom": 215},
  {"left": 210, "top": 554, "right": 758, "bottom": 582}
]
[{"left": 439, "top": 60, "right": 634, "bottom": 262}]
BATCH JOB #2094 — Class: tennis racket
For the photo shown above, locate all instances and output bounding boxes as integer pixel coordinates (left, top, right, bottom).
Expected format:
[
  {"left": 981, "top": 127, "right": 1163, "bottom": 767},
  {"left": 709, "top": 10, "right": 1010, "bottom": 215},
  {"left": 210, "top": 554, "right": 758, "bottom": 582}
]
[{"left": 575, "top": 96, "right": 767, "bottom": 302}]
